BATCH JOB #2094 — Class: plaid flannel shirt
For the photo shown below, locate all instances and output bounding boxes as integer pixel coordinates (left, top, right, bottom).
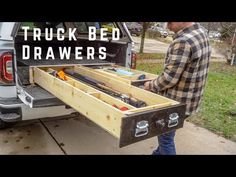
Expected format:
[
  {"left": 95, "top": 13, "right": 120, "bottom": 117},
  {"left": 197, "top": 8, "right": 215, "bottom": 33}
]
[{"left": 149, "top": 23, "right": 211, "bottom": 116}]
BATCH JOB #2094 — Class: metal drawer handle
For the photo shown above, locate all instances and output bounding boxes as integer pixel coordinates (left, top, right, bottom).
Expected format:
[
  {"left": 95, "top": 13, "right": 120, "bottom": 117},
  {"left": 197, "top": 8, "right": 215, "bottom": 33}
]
[
  {"left": 168, "top": 113, "right": 179, "bottom": 128},
  {"left": 135, "top": 120, "right": 149, "bottom": 137}
]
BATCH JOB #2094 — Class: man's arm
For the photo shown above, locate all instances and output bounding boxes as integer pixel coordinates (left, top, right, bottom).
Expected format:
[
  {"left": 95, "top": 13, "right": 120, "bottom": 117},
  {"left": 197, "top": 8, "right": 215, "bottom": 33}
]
[{"left": 148, "top": 40, "right": 191, "bottom": 92}]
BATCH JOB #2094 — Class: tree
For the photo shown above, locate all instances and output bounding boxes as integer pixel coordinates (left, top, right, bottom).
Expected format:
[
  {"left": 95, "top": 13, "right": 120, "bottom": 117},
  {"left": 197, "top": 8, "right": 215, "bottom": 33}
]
[
  {"left": 139, "top": 22, "right": 150, "bottom": 53},
  {"left": 200, "top": 22, "right": 221, "bottom": 32},
  {"left": 220, "top": 22, "right": 236, "bottom": 44},
  {"left": 220, "top": 22, "right": 236, "bottom": 64},
  {"left": 207, "top": 22, "right": 211, "bottom": 35}
]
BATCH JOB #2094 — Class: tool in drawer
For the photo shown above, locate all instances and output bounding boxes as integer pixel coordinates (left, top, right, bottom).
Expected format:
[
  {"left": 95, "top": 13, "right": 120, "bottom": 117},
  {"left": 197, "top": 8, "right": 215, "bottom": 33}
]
[
  {"left": 137, "top": 74, "right": 146, "bottom": 80},
  {"left": 112, "top": 104, "right": 129, "bottom": 111},
  {"left": 105, "top": 67, "right": 147, "bottom": 80},
  {"left": 50, "top": 70, "right": 68, "bottom": 81},
  {"left": 107, "top": 68, "right": 134, "bottom": 76},
  {"left": 63, "top": 69, "right": 147, "bottom": 108}
]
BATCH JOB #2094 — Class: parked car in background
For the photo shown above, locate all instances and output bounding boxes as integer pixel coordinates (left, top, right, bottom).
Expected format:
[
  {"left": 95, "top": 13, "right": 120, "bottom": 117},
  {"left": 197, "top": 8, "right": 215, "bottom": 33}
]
[
  {"left": 101, "top": 22, "right": 116, "bottom": 33},
  {"left": 208, "top": 31, "right": 221, "bottom": 39},
  {"left": 149, "top": 26, "right": 168, "bottom": 38},
  {"left": 125, "top": 22, "right": 142, "bottom": 36}
]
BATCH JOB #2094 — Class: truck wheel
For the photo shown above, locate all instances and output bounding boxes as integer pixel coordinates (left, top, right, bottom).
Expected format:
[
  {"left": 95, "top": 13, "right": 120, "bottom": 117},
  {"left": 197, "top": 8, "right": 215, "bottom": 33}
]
[{"left": 0, "top": 119, "right": 16, "bottom": 129}]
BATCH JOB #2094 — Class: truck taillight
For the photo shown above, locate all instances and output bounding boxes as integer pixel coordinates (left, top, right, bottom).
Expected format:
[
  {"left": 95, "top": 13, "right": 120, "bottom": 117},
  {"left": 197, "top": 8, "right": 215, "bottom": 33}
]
[
  {"left": 0, "top": 52, "right": 13, "bottom": 84},
  {"left": 131, "top": 51, "right": 137, "bottom": 69}
]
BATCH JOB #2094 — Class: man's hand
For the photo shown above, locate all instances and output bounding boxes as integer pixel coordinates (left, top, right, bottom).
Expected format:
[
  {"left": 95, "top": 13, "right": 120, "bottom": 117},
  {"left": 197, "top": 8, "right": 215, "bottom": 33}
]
[{"left": 144, "top": 81, "right": 151, "bottom": 91}]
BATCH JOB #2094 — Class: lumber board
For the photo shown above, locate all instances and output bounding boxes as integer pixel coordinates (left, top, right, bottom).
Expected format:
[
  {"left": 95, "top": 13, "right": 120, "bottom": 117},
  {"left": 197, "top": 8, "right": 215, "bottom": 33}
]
[
  {"left": 74, "top": 65, "right": 178, "bottom": 105},
  {"left": 124, "top": 102, "right": 172, "bottom": 114},
  {"left": 65, "top": 76, "right": 136, "bottom": 110},
  {"left": 33, "top": 67, "right": 125, "bottom": 138},
  {"left": 94, "top": 65, "right": 158, "bottom": 81}
]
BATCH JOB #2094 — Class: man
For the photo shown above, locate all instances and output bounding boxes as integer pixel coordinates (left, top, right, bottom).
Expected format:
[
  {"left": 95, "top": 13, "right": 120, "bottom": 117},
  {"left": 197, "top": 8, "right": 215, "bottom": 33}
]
[{"left": 144, "top": 22, "right": 211, "bottom": 155}]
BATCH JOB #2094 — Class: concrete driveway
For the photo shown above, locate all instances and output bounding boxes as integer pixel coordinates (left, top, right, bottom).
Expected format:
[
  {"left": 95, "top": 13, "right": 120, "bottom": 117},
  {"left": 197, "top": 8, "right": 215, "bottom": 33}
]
[{"left": 1, "top": 114, "right": 236, "bottom": 155}]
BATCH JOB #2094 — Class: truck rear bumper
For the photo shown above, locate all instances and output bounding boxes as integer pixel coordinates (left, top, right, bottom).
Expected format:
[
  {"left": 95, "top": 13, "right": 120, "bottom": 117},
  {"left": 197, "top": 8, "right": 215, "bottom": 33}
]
[
  {"left": 0, "top": 97, "right": 76, "bottom": 122},
  {"left": 0, "top": 98, "right": 22, "bottom": 122}
]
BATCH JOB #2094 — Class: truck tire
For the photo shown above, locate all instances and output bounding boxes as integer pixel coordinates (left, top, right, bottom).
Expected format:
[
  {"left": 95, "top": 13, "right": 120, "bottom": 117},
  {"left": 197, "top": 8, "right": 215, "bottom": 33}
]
[{"left": 0, "top": 119, "right": 16, "bottom": 129}]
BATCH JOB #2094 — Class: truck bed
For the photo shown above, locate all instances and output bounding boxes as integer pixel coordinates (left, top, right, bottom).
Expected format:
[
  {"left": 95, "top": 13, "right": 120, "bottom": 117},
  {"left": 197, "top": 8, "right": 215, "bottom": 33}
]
[{"left": 17, "top": 56, "right": 114, "bottom": 66}]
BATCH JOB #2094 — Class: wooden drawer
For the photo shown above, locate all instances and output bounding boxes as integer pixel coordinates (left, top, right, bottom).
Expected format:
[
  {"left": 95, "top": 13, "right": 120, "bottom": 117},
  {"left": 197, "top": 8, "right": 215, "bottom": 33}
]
[
  {"left": 31, "top": 65, "right": 186, "bottom": 147},
  {"left": 84, "top": 64, "right": 158, "bottom": 87}
]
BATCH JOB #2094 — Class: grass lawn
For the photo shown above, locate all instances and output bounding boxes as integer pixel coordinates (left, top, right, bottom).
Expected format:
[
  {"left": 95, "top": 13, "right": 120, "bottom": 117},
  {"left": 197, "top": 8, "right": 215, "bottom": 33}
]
[
  {"left": 137, "top": 62, "right": 164, "bottom": 74},
  {"left": 136, "top": 62, "right": 236, "bottom": 141},
  {"left": 136, "top": 53, "right": 165, "bottom": 60}
]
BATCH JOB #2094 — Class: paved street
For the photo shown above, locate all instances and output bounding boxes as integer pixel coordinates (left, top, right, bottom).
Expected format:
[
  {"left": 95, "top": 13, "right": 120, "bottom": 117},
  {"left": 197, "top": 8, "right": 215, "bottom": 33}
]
[{"left": 132, "top": 36, "right": 225, "bottom": 59}]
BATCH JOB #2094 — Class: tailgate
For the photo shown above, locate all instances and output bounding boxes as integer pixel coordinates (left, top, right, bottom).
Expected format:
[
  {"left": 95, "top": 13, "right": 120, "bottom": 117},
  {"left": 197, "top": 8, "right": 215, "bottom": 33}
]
[{"left": 31, "top": 65, "right": 186, "bottom": 147}]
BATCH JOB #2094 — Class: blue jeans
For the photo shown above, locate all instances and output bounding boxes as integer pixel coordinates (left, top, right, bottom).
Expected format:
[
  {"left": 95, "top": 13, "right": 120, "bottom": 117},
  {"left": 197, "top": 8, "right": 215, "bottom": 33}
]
[{"left": 152, "top": 130, "right": 176, "bottom": 155}]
